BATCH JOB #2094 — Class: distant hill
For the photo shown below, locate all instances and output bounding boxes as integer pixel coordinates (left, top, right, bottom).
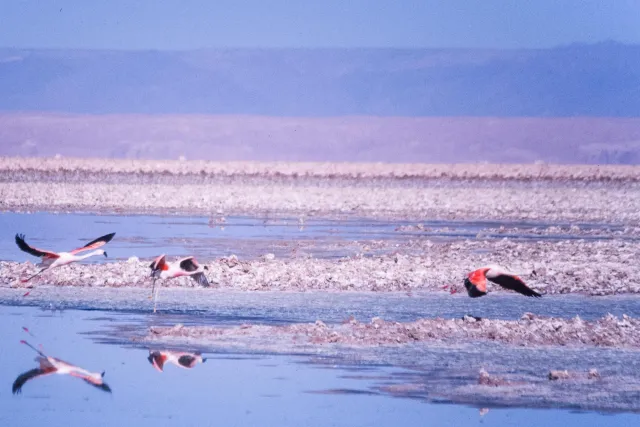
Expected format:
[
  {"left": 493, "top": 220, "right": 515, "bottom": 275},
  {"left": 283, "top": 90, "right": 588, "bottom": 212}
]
[
  {"left": 0, "top": 43, "right": 639, "bottom": 116},
  {"left": 2, "top": 114, "right": 640, "bottom": 164}
]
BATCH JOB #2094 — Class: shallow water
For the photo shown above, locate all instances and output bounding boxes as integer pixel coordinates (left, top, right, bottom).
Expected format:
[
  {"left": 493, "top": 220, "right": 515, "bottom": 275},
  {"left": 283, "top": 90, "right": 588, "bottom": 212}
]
[
  {"left": 0, "top": 212, "right": 630, "bottom": 262},
  {"left": 1, "top": 288, "right": 640, "bottom": 323},
  {"left": 2, "top": 306, "right": 640, "bottom": 426},
  {"left": 2, "top": 210, "right": 640, "bottom": 424}
]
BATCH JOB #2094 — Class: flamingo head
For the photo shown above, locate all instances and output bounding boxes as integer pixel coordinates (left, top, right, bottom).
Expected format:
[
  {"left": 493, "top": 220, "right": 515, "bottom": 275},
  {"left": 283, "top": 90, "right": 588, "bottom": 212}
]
[
  {"left": 93, "top": 249, "right": 107, "bottom": 257},
  {"left": 463, "top": 278, "right": 487, "bottom": 298},
  {"left": 84, "top": 371, "right": 104, "bottom": 385},
  {"left": 80, "top": 371, "right": 111, "bottom": 392}
]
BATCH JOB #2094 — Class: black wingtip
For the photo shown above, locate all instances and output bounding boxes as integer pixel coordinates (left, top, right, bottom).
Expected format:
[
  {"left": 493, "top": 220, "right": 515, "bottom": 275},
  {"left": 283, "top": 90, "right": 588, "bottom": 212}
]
[{"left": 525, "top": 288, "right": 543, "bottom": 298}]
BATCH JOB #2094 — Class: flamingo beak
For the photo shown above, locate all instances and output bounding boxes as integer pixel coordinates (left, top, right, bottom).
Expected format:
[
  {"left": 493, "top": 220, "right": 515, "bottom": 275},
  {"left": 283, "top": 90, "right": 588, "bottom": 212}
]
[
  {"left": 101, "top": 371, "right": 105, "bottom": 378},
  {"left": 103, "top": 252, "right": 108, "bottom": 258},
  {"left": 202, "top": 358, "right": 208, "bottom": 363},
  {"left": 204, "top": 266, "right": 209, "bottom": 270}
]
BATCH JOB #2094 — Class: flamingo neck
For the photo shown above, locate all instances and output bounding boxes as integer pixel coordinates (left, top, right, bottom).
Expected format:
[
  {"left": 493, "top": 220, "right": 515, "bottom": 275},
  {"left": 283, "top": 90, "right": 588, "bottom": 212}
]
[{"left": 73, "top": 250, "right": 103, "bottom": 261}]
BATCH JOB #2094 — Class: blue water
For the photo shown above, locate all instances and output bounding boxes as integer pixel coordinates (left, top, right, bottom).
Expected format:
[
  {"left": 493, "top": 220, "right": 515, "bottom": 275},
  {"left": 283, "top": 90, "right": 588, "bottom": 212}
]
[
  {"left": 0, "top": 212, "right": 415, "bottom": 261},
  {"left": 1, "top": 306, "right": 639, "bottom": 427},
  {"left": 0, "top": 212, "right": 631, "bottom": 262},
  {"left": 2, "top": 288, "right": 640, "bottom": 323},
  {"left": 2, "top": 211, "right": 640, "bottom": 424}
]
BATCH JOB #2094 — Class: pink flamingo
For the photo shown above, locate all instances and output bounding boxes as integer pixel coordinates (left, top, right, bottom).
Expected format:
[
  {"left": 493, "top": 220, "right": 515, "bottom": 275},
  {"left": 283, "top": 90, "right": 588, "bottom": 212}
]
[
  {"left": 149, "top": 254, "right": 210, "bottom": 312},
  {"left": 15, "top": 232, "right": 115, "bottom": 282},
  {"left": 464, "top": 265, "right": 541, "bottom": 298}
]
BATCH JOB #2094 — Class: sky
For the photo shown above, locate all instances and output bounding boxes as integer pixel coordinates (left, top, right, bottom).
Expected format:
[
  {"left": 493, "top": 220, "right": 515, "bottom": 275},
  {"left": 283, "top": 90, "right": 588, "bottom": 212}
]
[{"left": 1, "top": 0, "right": 640, "bottom": 50}]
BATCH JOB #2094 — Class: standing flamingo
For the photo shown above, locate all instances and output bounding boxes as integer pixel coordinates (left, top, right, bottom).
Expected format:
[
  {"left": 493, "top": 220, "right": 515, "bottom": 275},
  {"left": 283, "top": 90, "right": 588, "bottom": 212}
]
[
  {"left": 12, "top": 340, "right": 111, "bottom": 394},
  {"left": 149, "top": 254, "right": 210, "bottom": 312},
  {"left": 147, "top": 350, "right": 207, "bottom": 372},
  {"left": 464, "top": 265, "right": 541, "bottom": 298},
  {"left": 15, "top": 232, "right": 115, "bottom": 283}
]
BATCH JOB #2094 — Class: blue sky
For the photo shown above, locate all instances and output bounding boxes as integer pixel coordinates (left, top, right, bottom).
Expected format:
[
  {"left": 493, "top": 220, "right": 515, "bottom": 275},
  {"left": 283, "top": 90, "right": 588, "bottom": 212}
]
[{"left": 1, "top": 0, "right": 639, "bottom": 50}]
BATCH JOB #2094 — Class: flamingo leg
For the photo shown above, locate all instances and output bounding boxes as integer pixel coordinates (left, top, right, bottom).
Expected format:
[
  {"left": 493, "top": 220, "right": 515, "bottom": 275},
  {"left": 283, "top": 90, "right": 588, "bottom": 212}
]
[
  {"left": 149, "top": 277, "right": 157, "bottom": 299},
  {"left": 153, "top": 282, "right": 159, "bottom": 313},
  {"left": 20, "top": 340, "right": 47, "bottom": 358},
  {"left": 20, "top": 268, "right": 48, "bottom": 283}
]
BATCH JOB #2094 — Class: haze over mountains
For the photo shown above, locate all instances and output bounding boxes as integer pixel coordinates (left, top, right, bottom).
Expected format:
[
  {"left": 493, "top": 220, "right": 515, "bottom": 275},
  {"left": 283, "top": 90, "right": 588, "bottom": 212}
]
[
  {"left": 1, "top": 42, "right": 639, "bottom": 116},
  {"left": 1, "top": 43, "right": 639, "bottom": 163}
]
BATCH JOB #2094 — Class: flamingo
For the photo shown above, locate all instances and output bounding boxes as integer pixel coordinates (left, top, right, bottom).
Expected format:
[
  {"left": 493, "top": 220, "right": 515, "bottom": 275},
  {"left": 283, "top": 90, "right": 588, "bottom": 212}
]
[
  {"left": 149, "top": 254, "right": 210, "bottom": 312},
  {"left": 147, "top": 350, "right": 207, "bottom": 372},
  {"left": 15, "top": 232, "right": 115, "bottom": 283},
  {"left": 12, "top": 340, "right": 111, "bottom": 394},
  {"left": 464, "top": 265, "right": 541, "bottom": 298}
]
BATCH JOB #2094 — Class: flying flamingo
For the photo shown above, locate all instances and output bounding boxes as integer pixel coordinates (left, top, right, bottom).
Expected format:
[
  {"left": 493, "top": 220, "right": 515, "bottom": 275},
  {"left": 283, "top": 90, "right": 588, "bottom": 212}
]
[
  {"left": 15, "top": 232, "right": 115, "bottom": 283},
  {"left": 12, "top": 340, "right": 112, "bottom": 394},
  {"left": 149, "top": 254, "right": 210, "bottom": 312},
  {"left": 464, "top": 265, "right": 541, "bottom": 298},
  {"left": 147, "top": 350, "right": 207, "bottom": 372}
]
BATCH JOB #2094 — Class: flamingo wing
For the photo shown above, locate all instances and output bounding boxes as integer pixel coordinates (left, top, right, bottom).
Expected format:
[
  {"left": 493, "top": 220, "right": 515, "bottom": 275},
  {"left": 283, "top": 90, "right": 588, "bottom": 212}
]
[
  {"left": 149, "top": 254, "right": 167, "bottom": 272},
  {"left": 179, "top": 257, "right": 199, "bottom": 272},
  {"left": 12, "top": 367, "right": 56, "bottom": 394},
  {"left": 190, "top": 272, "right": 210, "bottom": 287},
  {"left": 148, "top": 351, "right": 166, "bottom": 372},
  {"left": 70, "top": 232, "right": 116, "bottom": 254},
  {"left": 15, "top": 234, "right": 59, "bottom": 259},
  {"left": 488, "top": 274, "right": 542, "bottom": 297},
  {"left": 177, "top": 354, "right": 198, "bottom": 368}
]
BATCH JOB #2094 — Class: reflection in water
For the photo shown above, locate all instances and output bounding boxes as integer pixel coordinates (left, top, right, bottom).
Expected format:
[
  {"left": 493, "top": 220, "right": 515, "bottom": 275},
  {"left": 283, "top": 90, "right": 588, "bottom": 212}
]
[
  {"left": 12, "top": 340, "right": 112, "bottom": 394},
  {"left": 3, "top": 307, "right": 640, "bottom": 426},
  {"left": 148, "top": 350, "right": 207, "bottom": 372}
]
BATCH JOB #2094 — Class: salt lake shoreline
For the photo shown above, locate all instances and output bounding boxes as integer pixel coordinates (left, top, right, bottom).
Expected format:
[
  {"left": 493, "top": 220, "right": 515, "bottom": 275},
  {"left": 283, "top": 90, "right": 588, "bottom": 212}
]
[
  {"left": 1, "top": 157, "right": 640, "bottom": 223},
  {"left": 2, "top": 235, "right": 639, "bottom": 295},
  {"left": 144, "top": 312, "right": 640, "bottom": 349},
  {"left": 2, "top": 157, "right": 640, "bottom": 295},
  {"left": 3, "top": 158, "right": 640, "bottom": 413}
]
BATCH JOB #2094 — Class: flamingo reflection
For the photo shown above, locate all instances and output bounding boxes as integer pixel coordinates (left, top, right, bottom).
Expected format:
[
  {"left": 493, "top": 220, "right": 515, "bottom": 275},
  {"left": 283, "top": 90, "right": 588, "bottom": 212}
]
[
  {"left": 12, "top": 340, "right": 111, "bottom": 394},
  {"left": 148, "top": 350, "right": 207, "bottom": 372}
]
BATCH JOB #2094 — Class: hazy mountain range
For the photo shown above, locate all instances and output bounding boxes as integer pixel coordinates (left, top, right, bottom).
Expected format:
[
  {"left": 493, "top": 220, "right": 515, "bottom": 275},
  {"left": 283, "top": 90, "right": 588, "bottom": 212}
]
[
  {"left": 1, "top": 42, "right": 639, "bottom": 116},
  {"left": 0, "top": 43, "right": 639, "bottom": 163}
]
